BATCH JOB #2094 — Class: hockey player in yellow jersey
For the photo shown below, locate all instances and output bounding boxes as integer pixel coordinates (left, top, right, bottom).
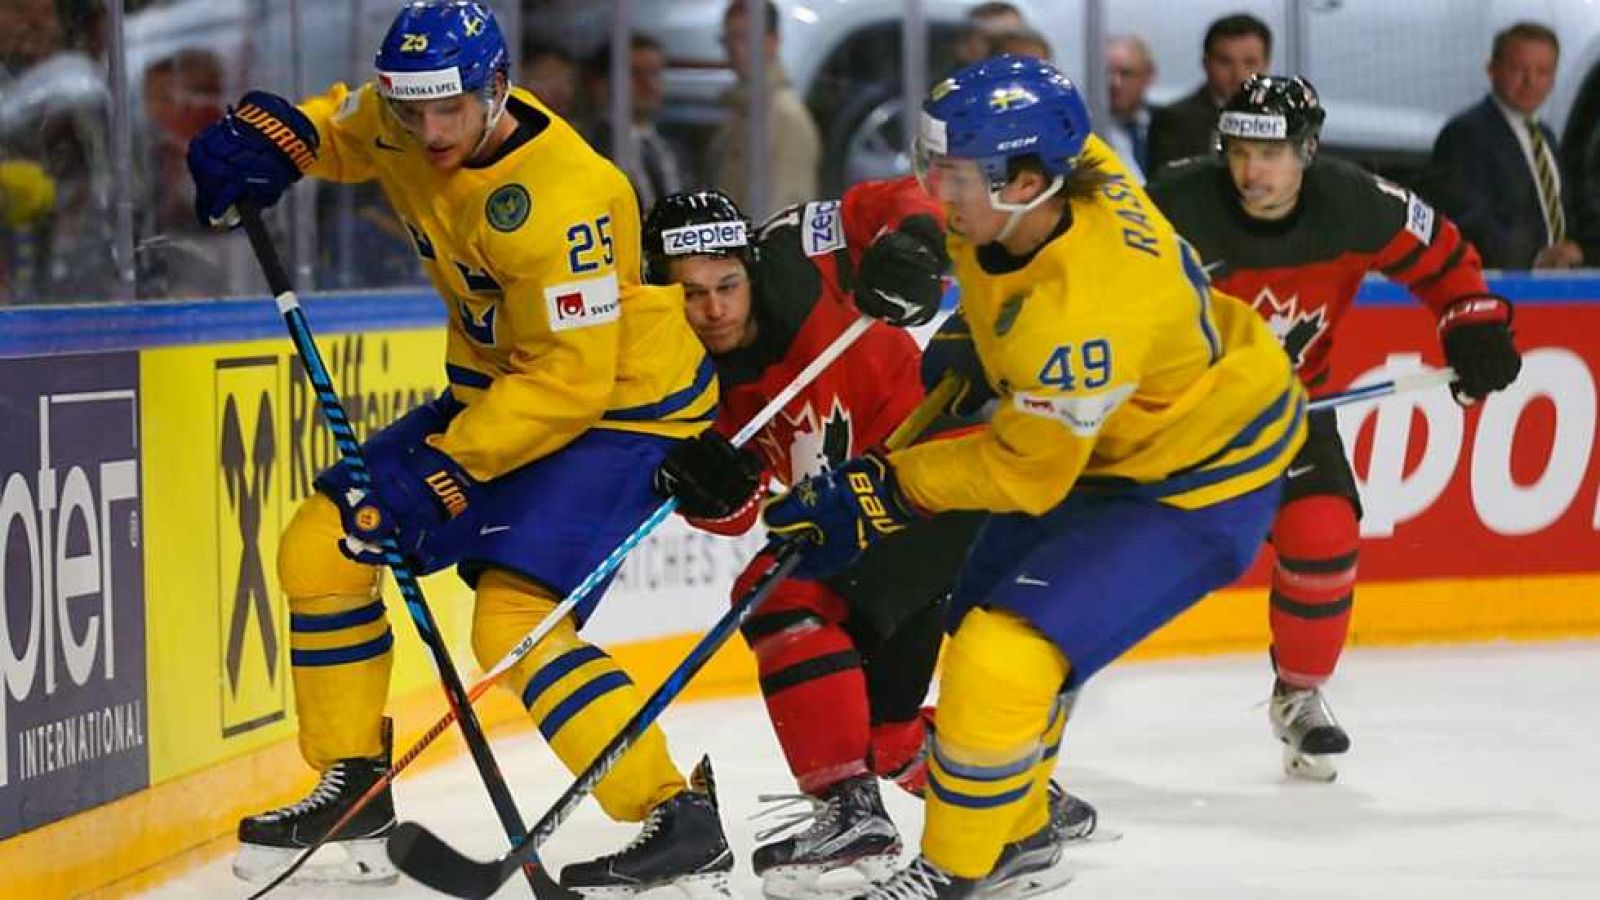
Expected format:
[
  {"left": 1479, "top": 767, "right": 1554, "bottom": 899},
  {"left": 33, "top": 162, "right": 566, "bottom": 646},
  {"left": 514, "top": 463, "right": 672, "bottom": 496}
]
[
  {"left": 187, "top": 3, "right": 732, "bottom": 895},
  {"left": 762, "top": 56, "right": 1307, "bottom": 899}
]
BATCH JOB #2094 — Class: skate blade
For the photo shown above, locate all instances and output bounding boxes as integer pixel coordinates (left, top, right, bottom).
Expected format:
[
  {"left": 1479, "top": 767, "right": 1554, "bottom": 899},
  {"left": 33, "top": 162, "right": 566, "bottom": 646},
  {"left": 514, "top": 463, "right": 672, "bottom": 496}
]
[
  {"left": 1282, "top": 745, "right": 1339, "bottom": 782},
  {"left": 981, "top": 861, "right": 1074, "bottom": 900},
  {"left": 759, "top": 851, "right": 901, "bottom": 899},
  {"left": 232, "top": 838, "right": 397, "bottom": 886},
  {"left": 571, "top": 871, "right": 733, "bottom": 900}
]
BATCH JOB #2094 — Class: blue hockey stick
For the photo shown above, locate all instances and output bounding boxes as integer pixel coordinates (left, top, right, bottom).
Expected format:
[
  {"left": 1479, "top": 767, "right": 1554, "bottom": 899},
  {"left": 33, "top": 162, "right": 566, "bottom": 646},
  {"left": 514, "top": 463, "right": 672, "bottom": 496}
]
[{"left": 239, "top": 203, "right": 569, "bottom": 899}]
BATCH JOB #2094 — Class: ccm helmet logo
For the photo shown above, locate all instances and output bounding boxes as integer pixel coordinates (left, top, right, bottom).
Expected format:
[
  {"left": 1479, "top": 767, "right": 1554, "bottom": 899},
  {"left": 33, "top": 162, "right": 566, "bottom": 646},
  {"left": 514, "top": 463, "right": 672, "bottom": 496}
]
[
  {"left": 661, "top": 221, "right": 747, "bottom": 256},
  {"left": 996, "top": 135, "right": 1040, "bottom": 151}
]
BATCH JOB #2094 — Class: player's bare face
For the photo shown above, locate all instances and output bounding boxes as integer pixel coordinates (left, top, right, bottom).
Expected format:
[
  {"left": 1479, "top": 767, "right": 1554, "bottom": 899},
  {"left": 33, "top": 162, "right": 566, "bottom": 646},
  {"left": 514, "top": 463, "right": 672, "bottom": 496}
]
[
  {"left": 1226, "top": 139, "right": 1304, "bottom": 221},
  {"left": 921, "top": 158, "right": 1008, "bottom": 244},
  {"left": 677, "top": 256, "right": 756, "bottom": 354},
  {"left": 388, "top": 94, "right": 487, "bottom": 170}
]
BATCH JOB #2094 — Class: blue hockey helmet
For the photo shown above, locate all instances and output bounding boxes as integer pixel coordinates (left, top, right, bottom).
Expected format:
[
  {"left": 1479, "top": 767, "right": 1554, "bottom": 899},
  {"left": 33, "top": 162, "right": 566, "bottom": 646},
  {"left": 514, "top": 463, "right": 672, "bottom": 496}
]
[
  {"left": 916, "top": 55, "right": 1092, "bottom": 194},
  {"left": 375, "top": 1, "right": 509, "bottom": 103}
]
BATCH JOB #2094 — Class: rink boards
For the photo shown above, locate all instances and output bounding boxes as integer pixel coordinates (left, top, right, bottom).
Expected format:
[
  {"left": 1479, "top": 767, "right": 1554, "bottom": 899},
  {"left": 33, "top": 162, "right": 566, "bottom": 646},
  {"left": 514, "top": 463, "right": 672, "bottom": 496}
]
[{"left": 0, "top": 279, "right": 1596, "bottom": 897}]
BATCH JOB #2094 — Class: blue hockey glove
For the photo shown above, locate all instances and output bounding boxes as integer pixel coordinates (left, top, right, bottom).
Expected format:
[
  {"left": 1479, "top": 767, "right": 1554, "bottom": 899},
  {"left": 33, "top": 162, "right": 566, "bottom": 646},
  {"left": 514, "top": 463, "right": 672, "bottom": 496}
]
[
  {"left": 854, "top": 214, "right": 948, "bottom": 328},
  {"left": 761, "top": 450, "right": 922, "bottom": 579},
  {"left": 335, "top": 442, "right": 477, "bottom": 566},
  {"left": 187, "top": 90, "right": 319, "bottom": 228},
  {"left": 920, "top": 310, "right": 995, "bottom": 418}
]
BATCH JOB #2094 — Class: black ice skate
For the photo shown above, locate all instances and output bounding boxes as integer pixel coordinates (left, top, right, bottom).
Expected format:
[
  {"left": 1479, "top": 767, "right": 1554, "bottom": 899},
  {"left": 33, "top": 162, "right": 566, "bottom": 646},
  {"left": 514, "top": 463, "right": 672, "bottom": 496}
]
[
  {"left": 975, "top": 782, "right": 1081, "bottom": 900},
  {"left": 232, "top": 719, "right": 396, "bottom": 885},
  {"left": 752, "top": 773, "right": 903, "bottom": 898},
  {"left": 561, "top": 757, "right": 734, "bottom": 899},
  {"left": 1270, "top": 679, "right": 1351, "bottom": 782}
]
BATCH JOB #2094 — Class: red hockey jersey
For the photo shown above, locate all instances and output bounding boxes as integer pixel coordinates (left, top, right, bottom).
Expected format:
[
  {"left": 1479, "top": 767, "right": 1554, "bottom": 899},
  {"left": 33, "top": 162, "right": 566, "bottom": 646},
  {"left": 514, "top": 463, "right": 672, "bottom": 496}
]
[
  {"left": 692, "top": 177, "right": 941, "bottom": 534},
  {"left": 1148, "top": 155, "right": 1503, "bottom": 390}
]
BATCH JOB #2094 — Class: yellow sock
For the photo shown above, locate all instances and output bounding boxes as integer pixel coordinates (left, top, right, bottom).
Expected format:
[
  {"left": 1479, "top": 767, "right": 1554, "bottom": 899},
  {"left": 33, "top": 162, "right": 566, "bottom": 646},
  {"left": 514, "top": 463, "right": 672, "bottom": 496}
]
[
  {"left": 924, "top": 608, "right": 1070, "bottom": 879},
  {"left": 279, "top": 494, "right": 389, "bottom": 769},
  {"left": 473, "top": 570, "right": 686, "bottom": 822}
]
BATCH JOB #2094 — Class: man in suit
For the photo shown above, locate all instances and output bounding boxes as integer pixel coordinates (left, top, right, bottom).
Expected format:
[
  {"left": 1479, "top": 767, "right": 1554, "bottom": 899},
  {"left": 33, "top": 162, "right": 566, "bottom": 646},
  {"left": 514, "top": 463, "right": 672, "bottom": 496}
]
[
  {"left": 1100, "top": 34, "right": 1155, "bottom": 181},
  {"left": 582, "top": 34, "right": 687, "bottom": 215},
  {"left": 1433, "top": 22, "right": 1585, "bottom": 269},
  {"left": 1146, "top": 13, "right": 1270, "bottom": 175}
]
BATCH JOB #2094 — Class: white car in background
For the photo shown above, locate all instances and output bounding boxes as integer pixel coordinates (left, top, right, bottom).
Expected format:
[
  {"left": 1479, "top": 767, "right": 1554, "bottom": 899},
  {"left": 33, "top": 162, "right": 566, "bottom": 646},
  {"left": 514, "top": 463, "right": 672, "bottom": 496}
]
[{"left": 594, "top": 0, "right": 1600, "bottom": 194}]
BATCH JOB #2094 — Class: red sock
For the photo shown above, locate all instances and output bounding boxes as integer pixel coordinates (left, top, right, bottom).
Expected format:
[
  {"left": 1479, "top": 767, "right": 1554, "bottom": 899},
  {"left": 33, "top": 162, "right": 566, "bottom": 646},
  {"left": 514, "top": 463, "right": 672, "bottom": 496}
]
[
  {"left": 1269, "top": 494, "right": 1359, "bottom": 688},
  {"left": 737, "top": 562, "right": 870, "bottom": 794},
  {"left": 870, "top": 707, "right": 933, "bottom": 796}
]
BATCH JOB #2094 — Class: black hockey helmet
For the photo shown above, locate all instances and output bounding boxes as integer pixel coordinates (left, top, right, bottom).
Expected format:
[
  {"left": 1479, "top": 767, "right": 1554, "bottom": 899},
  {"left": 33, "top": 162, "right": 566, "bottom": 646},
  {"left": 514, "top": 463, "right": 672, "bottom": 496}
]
[
  {"left": 1216, "top": 74, "right": 1326, "bottom": 156},
  {"left": 643, "top": 189, "right": 756, "bottom": 285}
]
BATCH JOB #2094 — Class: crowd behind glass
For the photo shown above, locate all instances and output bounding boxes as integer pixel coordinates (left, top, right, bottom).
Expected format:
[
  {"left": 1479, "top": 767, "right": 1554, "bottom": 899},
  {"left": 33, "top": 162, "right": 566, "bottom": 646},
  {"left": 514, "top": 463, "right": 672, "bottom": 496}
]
[{"left": 0, "top": 1, "right": 1590, "bottom": 306}]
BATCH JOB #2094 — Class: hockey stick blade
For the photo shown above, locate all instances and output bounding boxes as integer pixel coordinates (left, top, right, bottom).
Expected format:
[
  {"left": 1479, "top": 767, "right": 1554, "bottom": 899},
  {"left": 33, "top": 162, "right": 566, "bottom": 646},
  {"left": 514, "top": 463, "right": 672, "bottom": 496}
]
[{"left": 386, "top": 821, "right": 545, "bottom": 900}]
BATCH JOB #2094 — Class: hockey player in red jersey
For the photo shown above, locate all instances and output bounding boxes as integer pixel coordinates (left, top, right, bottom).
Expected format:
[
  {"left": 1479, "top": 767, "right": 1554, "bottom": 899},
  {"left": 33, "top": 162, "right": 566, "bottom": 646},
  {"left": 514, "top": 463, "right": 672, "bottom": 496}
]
[
  {"left": 1148, "top": 75, "right": 1522, "bottom": 780},
  {"left": 646, "top": 182, "right": 1096, "bottom": 896}
]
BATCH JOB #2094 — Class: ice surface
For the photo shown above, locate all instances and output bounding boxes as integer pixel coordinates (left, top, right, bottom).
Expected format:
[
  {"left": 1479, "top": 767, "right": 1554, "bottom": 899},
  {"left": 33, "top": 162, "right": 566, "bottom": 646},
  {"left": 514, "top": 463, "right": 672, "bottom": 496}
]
[{"left": 145, "top": 641, "right": 1600, "bottom": 899}]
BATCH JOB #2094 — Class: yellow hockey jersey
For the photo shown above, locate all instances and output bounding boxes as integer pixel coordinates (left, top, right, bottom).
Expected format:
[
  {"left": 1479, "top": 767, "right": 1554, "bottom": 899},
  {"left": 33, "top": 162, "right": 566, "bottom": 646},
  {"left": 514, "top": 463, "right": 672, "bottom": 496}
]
[
  {"left": 298, "top": 84, "right": 716, "bottom": 481},
  {"left": 893, "top": 136, "right": 1306, "bottom": 515}
]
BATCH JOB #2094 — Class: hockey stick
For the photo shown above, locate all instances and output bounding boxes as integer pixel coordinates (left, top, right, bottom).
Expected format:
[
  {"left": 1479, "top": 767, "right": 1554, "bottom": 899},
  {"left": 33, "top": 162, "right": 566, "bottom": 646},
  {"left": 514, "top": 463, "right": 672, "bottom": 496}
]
[
  {"left": 385, "top": 374, "right": 964, "bottom": 899},
  {"left": 1307, "top": 366, "right": 1457, "bottom": 413},
  {"left": 248, "top": 313, "right": 875, "bottom": 896},
  {"left": 237, "top": 203, "right": 562, "bottom": 899}
]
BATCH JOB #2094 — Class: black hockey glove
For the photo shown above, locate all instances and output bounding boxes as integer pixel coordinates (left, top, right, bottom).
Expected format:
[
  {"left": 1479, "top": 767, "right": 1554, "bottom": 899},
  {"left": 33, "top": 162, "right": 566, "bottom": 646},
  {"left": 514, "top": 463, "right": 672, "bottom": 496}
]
[
  {"left": 1440, "top": 298, "right": 1521, "bottom": 403},
  {"left": 854, "top": 215, "right": 948, "bottom": 328},
  {"left": 920, "top": 310, "right": 995, "bottom": 418},
  {"left": 654, "top": 430, "right": 764, "bottom": 520}
]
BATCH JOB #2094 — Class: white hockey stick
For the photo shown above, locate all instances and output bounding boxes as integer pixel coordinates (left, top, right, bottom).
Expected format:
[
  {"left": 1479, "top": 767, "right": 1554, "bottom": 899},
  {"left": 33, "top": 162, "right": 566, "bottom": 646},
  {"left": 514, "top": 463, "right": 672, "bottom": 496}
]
[{"left": 1308, "top": 366, "right": 1457, "bottom": 413}]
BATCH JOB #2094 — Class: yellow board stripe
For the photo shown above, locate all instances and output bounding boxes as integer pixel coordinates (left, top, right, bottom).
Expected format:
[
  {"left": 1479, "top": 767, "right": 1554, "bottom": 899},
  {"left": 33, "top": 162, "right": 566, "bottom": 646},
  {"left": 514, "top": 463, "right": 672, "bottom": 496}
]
[{"left": 6, "top": 574, "right": 1600, "bottom": 897}]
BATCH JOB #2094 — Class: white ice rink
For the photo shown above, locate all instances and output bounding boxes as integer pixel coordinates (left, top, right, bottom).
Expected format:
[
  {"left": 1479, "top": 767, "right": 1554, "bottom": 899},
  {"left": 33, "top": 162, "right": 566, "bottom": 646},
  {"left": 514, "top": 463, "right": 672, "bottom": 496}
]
[{"left": 147, "top": 641, "right": 1600, "bottom": 899}]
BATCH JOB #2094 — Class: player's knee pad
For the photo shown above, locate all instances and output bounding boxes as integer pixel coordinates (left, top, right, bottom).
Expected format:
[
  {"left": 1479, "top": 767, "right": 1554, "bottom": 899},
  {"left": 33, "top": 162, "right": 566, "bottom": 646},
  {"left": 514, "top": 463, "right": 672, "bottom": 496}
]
[
  {"left": 279, "top": 493, "right": 381, "bottom": 600},
  {"left": 738, "top": 577, "right": 848, "bottom": 654},
  {"left": 471, "top": 568, "right": 575, "bottom": 675},
  {"left": 1270, "top": 495, "right": 1359, "bottom": 616}
]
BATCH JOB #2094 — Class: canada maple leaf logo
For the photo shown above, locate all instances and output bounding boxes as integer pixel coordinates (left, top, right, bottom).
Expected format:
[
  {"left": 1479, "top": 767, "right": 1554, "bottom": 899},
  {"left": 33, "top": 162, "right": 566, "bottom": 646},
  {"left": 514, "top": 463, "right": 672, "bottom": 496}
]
[
  {"left": 1251, "top": 285, "right": 1327, "bottom": 369},
  {"left": 758, "top": 397, "right": 855, "bottom": 483}
]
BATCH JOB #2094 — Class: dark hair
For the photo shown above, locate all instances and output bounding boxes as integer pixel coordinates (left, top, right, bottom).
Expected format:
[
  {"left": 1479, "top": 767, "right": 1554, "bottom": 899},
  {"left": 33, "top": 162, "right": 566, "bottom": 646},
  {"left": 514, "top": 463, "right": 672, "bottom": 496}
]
[
  {"left": 1203, "top": 13, "right": 1272, "bottom": 59},
  {"left": 724, "top": 0, "right": 781, "bottom": 38},
  {"left": 581, "top": 33, "right": 663, "bottom": 81},
  {"left": 1491, "top": 21, "right": 1559, "bottom": 64},
  {"left": 970, "top": 1, "right": 1024, "bottom": 22},
  {"left": 524, "top": 41, "right": 576, "bottom": 67}
]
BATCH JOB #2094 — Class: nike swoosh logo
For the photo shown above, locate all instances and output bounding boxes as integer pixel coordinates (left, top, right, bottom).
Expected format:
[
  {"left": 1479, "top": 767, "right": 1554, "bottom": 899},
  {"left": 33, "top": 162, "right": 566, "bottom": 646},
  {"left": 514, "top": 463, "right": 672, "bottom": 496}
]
[
  {"left": 478, "top": 524, "right": 511, "bottom": 536},
  {"left": 1287, "top": 465, "right": 1315, "bottom": 479},
  {"left": 374, "top": 135, "right": 404, "bottom": 153},
  {"left": 1015, "top": 574, "right": 1050, "bottom": 587},
  {"left": 1202, "top": 259, "right": 1226, "bottom": 275}
]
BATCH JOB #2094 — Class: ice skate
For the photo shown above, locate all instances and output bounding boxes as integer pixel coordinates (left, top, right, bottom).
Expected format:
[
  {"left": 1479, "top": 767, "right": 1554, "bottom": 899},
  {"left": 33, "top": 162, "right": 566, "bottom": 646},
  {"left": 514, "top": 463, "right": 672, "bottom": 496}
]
[
  {"left": 561, "top": 757, "right": 735, "bottom": 899},
  {"left": 976, "top": 786, "right": 1078, "bottom": 900},
  {"left": 232, "top": 720, "right": 396, "bottom": 886},
  {"left": 752, "top": 774, "right": 903, "bottom": 898},
  {"left": 1271, "top": 680, "right": 1351, "bottom": 782},
  {"left": 851, "top": 855, "right": 979, "bottom": 900}
]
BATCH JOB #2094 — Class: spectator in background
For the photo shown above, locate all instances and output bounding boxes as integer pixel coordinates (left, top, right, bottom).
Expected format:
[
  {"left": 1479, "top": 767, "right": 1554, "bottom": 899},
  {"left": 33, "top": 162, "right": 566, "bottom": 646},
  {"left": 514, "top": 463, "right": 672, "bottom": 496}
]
[
  {"left": 991, "top": 27, "right": 1051, "bottom": 62},
  {"left": 953, "top": 2, "right": 1026, "bottom": 67},
  {"left": 1433, "top": 23, "right": 1588, "bottom": 269},
  {"left": 1147, "top": 13, "right": 1270, "bottom": 174},
  {"left": 142, "top": 50, "right": 223, "bottom": 234},
  {"left": 583, "top": 34, "right": 686, "bottom": 213},
  {"left": 1101, "top": 34, "right": 1155, "bottom": 181},
  {"left": 711, "top": 0, "right": 819, "bottom": 221},
  {"left": 522, "top": 42, "right": 581, "bottom": 121}
]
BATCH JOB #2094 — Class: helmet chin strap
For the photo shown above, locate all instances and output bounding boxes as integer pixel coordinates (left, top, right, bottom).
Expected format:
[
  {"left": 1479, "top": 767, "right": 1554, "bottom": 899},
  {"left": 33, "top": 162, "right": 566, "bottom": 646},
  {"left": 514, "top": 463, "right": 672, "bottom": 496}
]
[
  {"left": 991, "top": 174, "right": 1065, "bottom": 245},
  {"left": 467, "top": 77, "right": 511, "bottom": 161}
]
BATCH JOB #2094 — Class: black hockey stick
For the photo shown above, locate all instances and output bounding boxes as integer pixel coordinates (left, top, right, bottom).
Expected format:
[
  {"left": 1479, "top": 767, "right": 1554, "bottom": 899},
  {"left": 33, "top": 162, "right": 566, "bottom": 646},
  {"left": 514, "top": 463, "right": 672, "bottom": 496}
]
[
  {"left": 387, "top": 542, "right": 805, "bottom": 898},
  {"left": 385, "top": 374, "right": 963, "bottom": 899},
  {"left": 238, "top": 203, "right": 568, "bottom": 899}
]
